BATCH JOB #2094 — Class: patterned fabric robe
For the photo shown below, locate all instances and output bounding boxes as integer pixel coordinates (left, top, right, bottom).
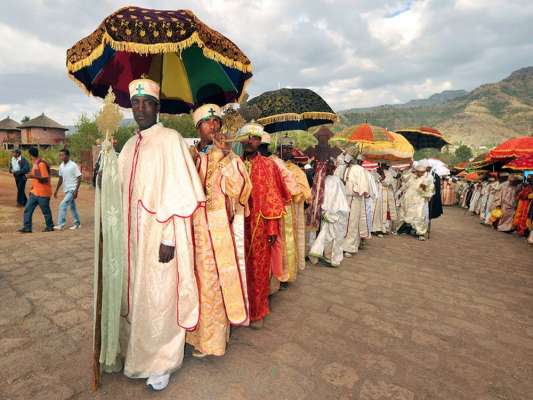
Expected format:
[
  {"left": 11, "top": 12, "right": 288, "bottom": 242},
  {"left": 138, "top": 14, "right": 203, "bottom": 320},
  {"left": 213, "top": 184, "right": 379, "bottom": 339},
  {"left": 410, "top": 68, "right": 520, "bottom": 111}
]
[
  {"left": 496, "top": 181, "right": 520, "bottom": 232},
  {"left": 343, "top": 163, "right": 370, "bottom": 254},
  {"left": 513, "top": 185, "right": 532, "bottom": 236},
  {"left": 187, "top": 148, "right": 251, "bottom": 355},
  {"left": 286, "top": 161, "right": 312, "bottom": 271},
  {"left": 271, "top": 155, "right": 300, "bottom": 282},
  {"left": 244, "top": 154, "right": 291, "bottom": 321},
  {"left": 372, "top": 171, "right": 398, "bottom": 234}
]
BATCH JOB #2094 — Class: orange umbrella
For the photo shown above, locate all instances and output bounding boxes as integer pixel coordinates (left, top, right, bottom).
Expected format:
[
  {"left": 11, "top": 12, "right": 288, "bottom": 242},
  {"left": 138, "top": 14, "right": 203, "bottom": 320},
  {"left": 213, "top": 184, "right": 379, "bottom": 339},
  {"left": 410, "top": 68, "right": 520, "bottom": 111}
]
[
  {"left": 503, "top": 154, "right": 533, "bottom": 170},
  {"left": 489, "top": 136, "right": 533, "bottom": 159},
  {"left": 465, "top": 172, "right": 482, "bottom": 182}
]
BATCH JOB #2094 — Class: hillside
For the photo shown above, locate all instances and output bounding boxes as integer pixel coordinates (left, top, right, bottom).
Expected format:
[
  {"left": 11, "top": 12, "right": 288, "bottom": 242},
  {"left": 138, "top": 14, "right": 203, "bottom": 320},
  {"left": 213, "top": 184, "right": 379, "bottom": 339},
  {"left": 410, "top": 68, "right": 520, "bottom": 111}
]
[{"left": 338, "top": 67, "right": 533, "bottom": 147}]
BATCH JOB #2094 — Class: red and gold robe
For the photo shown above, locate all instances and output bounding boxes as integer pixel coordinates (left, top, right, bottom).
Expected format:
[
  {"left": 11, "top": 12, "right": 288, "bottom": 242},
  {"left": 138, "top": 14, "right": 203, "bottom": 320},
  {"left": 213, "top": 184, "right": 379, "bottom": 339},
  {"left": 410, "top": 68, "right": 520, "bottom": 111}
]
[
  {"left": 513, "top": 185, "right": 533, "bottom": 236},
  {"left": 244, "top": 154, "right": 290, "bottom": 321}
]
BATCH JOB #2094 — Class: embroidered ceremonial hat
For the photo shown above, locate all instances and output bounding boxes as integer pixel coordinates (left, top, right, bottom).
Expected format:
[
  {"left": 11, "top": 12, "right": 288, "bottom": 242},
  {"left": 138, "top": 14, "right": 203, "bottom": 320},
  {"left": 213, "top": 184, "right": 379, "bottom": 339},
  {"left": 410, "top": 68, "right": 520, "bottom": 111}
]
[
  {"left": 192, "top": 104, "right": 223, "bottom": 127},
  {"left": 261, "top": 133, "right": 272, "bottom": 144},
  {"left": 129, "top": 78, "right": 160, "bottom": 101},
  {"left": 236, "top": 122, "right": 265, "bottom": 141}
]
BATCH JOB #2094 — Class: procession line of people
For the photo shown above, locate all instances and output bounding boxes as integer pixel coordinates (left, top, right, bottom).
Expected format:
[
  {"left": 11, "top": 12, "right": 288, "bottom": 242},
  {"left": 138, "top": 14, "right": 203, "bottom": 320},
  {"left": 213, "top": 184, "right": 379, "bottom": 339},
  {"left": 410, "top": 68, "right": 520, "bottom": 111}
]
[
  {"left": 102, "top": 78, "right": 445, "bottom": 391},
  {"left": 458, "top": 172, "right": 533, "bottom": 243}
]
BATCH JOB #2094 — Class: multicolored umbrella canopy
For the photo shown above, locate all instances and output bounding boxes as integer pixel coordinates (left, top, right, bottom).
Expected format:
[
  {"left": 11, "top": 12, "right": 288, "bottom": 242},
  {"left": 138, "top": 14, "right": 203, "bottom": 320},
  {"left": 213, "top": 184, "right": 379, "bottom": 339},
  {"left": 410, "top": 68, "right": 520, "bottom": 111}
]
[
  {"left": 245, "top": 88, "right": 337, "bottom": 133},
  {"left": 332, "top": 123, "right": 414, "bottom": 161},
  {"left": 489, "top": 136, "right": 533, "bottom": 159},
  {"left": 396, "top": 127, "right": 450, "bottom": 150},
  {"left": 503, "top": 154, "right": 533, "bottom": 170},
  {"left": 66, "top": 6, "right": 253, "bottom": 114}
]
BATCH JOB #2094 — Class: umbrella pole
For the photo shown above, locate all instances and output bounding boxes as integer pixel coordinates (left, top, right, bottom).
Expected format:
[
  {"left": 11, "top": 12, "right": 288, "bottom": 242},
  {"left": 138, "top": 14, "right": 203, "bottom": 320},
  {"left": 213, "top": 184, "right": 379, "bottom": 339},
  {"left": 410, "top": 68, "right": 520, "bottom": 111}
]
[{"left": 92, "top": 215, "right": 103, "bottom": 391}]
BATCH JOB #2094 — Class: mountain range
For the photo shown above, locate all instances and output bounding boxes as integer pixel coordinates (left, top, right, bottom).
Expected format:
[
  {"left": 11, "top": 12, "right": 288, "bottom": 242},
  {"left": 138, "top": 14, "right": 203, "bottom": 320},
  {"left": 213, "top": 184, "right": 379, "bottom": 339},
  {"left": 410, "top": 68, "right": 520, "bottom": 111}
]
[{"left": 338, "top": 67, "right": 533, "bottom": 148}]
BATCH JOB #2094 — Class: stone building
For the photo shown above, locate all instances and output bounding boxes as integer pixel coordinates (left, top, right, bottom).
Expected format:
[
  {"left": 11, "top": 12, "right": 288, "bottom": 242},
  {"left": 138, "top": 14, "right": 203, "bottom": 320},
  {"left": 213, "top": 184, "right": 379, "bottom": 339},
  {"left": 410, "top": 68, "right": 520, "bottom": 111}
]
[
  {"left": 18, "top": 113, "right": 67, "bottom": 147},
  {"left": 0, "top": 117, "right": 21, "bottom": 149}
]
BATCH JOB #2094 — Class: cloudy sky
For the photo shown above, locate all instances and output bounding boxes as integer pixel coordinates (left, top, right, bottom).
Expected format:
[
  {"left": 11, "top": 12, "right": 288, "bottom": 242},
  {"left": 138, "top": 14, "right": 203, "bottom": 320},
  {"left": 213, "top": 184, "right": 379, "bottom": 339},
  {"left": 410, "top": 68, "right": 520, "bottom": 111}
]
[{"left": 0, "top": 0, "right": 532, "bottom": 125}]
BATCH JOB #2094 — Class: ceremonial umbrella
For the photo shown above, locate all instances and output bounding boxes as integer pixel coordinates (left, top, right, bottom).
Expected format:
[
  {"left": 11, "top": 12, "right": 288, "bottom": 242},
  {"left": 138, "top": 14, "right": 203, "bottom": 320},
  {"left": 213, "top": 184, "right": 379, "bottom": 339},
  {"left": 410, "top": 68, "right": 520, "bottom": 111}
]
[
  {"left": 465, "top": 172, "right": 482, "bottom": 182},
  {"left": 332, "top": 123, "right": 414, "bottom": 161},
  {"left": 503, "top": 154, "right": 533, "bottom": 170},
  {"left": 489, "top": 136, "right": 533, "bottom": 159},
  {"left": 66, "top": 6, "right": 253, "bottom": 114},
  {"left": 244, "top": 88, "right": 337, "bottom": 133},
  {"left": 396, "top": 126, "right": 450, "bottom": 150}
]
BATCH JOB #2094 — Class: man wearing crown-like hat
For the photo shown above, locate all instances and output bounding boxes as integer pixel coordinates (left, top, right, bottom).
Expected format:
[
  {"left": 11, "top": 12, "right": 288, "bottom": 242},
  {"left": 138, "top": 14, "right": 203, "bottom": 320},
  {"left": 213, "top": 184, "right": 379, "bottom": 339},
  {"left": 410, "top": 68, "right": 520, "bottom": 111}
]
[
  {"left": 117, "top": 78, "right": 204, "bottom": 391},
  {"left": 238, "top": 123, "right": 291, "bottom": 329},
  {"left": 186, "top": 104, "right": 251, "bottom": 357}
]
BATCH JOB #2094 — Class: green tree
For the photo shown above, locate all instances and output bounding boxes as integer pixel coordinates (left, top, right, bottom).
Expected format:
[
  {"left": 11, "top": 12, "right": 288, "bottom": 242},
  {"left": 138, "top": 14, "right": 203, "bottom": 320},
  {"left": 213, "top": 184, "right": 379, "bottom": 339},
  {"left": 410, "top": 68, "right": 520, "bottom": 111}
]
[
  {"left": 21, "top": 115, "right": 31, "bottom": 123},
  {"left": 67, "top": 114, "right": 100, "bottom": 161},
  {"left": 453, "top": 144, "right": 473, "bottom": 164},
  {"left": 160, "top": 114, "right": 196, "bottom": 137}
]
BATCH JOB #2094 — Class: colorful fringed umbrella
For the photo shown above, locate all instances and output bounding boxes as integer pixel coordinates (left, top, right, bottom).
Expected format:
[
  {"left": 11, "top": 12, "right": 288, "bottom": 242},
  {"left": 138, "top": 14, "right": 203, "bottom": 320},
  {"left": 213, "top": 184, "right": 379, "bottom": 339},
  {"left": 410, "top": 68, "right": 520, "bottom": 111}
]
[
  {"left": 489, "top": 136, "right": 533, "bottom": 159},
  {"left": 396, "top": 126, "right": 450, "bottom": 150},
  {"left": 66, "top": 6, "right": 253, "bottom": 114},
  {"left": 245, "top": 88, "right": 337, "bottom": 133},
  {"left": 465, "top": 172, "right": 482, "bottom": 182},
  {"left": 503, "top": 154, "right": 533, "bottom": 170}
]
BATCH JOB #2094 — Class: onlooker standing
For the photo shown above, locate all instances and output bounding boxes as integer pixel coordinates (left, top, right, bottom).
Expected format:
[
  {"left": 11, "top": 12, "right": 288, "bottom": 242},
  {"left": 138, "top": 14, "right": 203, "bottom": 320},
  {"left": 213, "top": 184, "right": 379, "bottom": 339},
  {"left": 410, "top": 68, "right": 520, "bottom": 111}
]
[
  {"left": 54, "top": 149, "right": 82, "bottom": 231},
  {"left": 9, "top": 148, "right": 30, "bottom": 207},
  {"left": 19, "top": 147, "right": 54, "bottom": 233}
]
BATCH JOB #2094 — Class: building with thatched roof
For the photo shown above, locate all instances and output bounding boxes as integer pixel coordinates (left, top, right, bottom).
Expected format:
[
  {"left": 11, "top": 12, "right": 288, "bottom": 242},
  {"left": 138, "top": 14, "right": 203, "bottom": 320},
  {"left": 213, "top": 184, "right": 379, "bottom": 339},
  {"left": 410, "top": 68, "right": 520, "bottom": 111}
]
[
  {"left": 0, "top": 117, "right": 21, "bottom": 149},
  {"left": 18, "top": 113, "right": 67, "bottom": 147}
]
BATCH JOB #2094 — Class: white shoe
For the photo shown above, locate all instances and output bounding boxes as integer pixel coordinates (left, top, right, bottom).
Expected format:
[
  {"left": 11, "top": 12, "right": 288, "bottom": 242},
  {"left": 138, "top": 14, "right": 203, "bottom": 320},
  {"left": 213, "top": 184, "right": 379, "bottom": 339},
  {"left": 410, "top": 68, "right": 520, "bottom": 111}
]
[
  {"left": 418, "top": 236, "right": 426, "bottom": 241},
  {"left": 192, "top": 350, "right": 208, "bottom": 358},
  {"left": 309, "top": 256, "right": 319, "bottom": 264},
  {"left": 344, "top": 252, "right": 353, "bottom": 258},
  {"left": 69, "top": 224, "right": 81, "bottom": 230},
  {"left": 146, "top": 373, "right": 170, "bottom": 391},
  {"left": 53, "top": 225, "right": 64, "bottom": 231}
]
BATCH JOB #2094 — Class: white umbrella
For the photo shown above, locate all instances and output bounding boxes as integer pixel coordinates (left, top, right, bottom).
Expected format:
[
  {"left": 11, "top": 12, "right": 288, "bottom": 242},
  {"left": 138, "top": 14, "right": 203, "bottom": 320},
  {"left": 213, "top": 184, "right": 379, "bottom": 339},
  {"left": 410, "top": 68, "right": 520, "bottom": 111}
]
[{"left": 414, "top": 158, "right": 450, "bottom": 176}]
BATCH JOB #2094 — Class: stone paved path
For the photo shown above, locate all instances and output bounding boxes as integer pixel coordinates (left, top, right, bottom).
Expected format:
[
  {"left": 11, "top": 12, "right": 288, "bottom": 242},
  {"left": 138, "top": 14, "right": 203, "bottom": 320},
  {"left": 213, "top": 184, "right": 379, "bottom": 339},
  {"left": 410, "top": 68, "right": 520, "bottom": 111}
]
[{"left": 1, "top": 170, "right": 533, "bottom": 399}]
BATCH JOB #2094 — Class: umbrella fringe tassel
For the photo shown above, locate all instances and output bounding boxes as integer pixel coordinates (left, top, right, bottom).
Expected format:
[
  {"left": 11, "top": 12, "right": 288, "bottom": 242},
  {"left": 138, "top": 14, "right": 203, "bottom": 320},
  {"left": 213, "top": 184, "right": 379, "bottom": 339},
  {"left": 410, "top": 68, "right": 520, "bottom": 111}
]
[
  {"left": 67, "top": 31, "right": 253, "bottom": 75},
  {"left": 257, "top": 111, "right": 337, "bottom": 126}
]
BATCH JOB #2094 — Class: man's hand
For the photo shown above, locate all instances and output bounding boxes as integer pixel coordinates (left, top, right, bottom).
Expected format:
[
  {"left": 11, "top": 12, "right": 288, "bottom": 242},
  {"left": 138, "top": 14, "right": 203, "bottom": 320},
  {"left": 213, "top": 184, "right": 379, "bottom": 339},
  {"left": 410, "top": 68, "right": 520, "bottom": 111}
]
[
  {"left": 159, "top": 243, "right": 175, "bottom": 263},
  {"left": 213, "top": 132, "right": 230, "bottom": 155},
  {"left": 420, "top": 184, "right": 427, "bottom": 191},
  {"left": 54, "top": 191, "right": 58, "bottom": 199},
  {"left": 268, "top": 235, "right": 277, "bottom": 246},
  {"left": 73, "top": 191, "right": 78, "bottom": 199}
]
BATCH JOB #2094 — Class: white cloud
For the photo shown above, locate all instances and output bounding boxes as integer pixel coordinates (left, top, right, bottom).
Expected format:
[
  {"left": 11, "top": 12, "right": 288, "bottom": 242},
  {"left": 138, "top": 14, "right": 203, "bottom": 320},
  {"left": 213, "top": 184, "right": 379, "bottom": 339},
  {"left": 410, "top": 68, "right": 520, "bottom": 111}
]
[
  {"left": 0, "top": 0, "right": 531, "bottom": 124},
  {"left": 0, "top": 24, "right": 65, "bottom": 74}
]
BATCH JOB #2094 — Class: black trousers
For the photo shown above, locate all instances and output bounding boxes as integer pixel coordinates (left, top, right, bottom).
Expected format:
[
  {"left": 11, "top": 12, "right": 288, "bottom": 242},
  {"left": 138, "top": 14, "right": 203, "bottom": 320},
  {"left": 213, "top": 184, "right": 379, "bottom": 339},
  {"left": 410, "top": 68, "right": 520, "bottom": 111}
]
[{"left": 14, "top": 174, "right": 27, "bottom": 206}]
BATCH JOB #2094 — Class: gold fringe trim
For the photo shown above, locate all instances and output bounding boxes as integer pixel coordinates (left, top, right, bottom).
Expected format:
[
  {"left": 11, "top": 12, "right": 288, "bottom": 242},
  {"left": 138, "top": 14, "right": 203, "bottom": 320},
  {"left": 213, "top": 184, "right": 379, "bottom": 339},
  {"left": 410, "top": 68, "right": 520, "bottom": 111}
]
[
  {"left": 67, "top": 31, "right": 253, "bottom": 74},
  {"left": 256, "top": 112, "right": 337, "bottom": 126}
]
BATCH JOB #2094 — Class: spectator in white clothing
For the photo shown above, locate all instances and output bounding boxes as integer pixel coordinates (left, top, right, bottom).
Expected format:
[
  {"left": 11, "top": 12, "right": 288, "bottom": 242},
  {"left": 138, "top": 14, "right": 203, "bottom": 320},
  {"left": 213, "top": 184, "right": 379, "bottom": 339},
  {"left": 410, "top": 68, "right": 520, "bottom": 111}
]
[{"left": 53, "top": 149, "right": 82, "bottom": 230}]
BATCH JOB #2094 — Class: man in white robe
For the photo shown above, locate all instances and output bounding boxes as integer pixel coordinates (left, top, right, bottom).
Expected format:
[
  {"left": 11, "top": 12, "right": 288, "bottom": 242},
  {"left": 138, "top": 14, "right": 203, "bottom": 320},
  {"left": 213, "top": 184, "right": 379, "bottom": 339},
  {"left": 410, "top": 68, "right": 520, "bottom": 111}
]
[
  {"left": 397, "top": 164, "right": 435, "bottom": 241},
  {"left": 343, "top": 154, "right": 370, "bottom": 256},
  {"left": 372, "top": 164, "right": 398, "bottom": 235},
  {"left": 365, "top": 169, "right": 379, "bottom": 237},
  {"left": 309, "top": 160, "right": 349, "bottom": 267},
  {"left": 118, "top": 79, "right": 204, "bottom": 391}
]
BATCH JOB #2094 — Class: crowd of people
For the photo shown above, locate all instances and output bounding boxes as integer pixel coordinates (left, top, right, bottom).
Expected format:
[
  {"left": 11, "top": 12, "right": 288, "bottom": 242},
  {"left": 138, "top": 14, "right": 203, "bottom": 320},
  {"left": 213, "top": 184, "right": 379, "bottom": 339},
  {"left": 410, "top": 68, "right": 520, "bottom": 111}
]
[
  {"left": 89, "top": 78, "right": 451, "bottom": 391},
  {"left": 10, "top": 147, "right": 82, "bottom": 233},
  {"left": 449, "top": 172, "right": 533, "bottom": 243}
]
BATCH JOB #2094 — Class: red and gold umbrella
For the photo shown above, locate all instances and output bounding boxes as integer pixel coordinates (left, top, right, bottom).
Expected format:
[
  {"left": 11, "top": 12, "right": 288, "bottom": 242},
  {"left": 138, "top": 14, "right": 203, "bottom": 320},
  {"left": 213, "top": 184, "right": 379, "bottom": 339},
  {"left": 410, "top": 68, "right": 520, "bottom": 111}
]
[
  {"left": 489, "top": 136, "right": 533, "bottom": 159},
  {"left": 503, "top": 154, "right": 533, "bottom": 170},
  {"left": 332, "top": 123, "right": 414, "bottom": 161}
]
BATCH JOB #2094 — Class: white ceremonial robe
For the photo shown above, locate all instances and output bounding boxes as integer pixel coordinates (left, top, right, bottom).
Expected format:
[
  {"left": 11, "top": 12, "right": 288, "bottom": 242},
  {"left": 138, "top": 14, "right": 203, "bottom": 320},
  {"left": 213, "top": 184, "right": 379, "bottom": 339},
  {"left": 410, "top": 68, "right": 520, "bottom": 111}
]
[
  {"left": 118, "top": 123, "right": 204, "bottom": 378},
  {"left": 398, "top": 173, "right": 435, "bottom": 236},
  {"left": 309, "top": 175, "right": 349, "bottom": 267},
  {"left": 343, "top": 163, "right": 370, "bottom": 254}
]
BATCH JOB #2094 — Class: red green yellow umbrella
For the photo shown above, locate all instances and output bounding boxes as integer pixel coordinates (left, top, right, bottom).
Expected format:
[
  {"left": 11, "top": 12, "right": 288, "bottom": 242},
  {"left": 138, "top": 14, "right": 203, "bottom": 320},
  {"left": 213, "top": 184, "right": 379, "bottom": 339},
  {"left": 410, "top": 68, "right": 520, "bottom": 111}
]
[{"left": 66, "top": 6, "right": 253, "bottom": 114}]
